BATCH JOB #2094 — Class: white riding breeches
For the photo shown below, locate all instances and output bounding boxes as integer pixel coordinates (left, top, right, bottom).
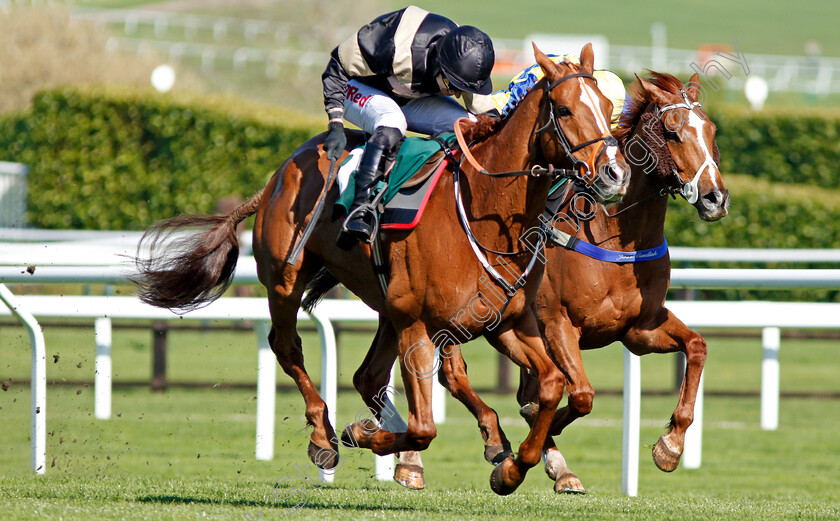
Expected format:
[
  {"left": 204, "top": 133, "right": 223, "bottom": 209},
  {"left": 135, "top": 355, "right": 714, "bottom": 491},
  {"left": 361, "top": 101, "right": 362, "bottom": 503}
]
[{"left": 342, "top": 79, "right": 477, "bottom": 137}]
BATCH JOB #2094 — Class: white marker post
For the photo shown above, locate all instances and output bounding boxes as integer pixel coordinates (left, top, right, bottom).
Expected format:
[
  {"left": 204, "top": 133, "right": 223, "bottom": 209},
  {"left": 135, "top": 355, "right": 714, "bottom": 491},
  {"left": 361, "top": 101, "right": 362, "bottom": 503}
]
[
  {"left": 761, "top": 327, "right": 781, "bottom": 430},
  {"left": 255, "top": 321, "right": 275, "bottom": 461},
  {"left": 94, "top": 317, "right": 112, "bottom": 420},
  {"left": 744, "top": 76, "right": 769, "bottom": 111},
  {"left": 683, "top": 371, "right": 704, "bottom": 469},
  {"left": 621, "top": 348, "right": 640, "bottom": 497},
  {"left": 375, "top": 365, "right": 397, "bottom": 481}
]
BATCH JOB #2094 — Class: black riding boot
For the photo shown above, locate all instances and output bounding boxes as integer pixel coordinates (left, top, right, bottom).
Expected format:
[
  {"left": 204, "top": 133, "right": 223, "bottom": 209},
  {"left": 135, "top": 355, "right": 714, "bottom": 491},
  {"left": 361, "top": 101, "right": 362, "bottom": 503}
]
[{"left": 336, "top": 142, "right": 386, "bottom": 250}]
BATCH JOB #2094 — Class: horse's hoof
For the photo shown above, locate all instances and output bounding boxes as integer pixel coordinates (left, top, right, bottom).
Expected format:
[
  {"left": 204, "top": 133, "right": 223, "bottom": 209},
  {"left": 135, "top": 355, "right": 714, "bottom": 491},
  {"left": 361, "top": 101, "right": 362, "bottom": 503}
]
[
  {"left": 340, "top": 424, "right": 357, "bottom": 448},
  {"left": 394, "top": 463, "right": 425, "bottom": 490},
  {"left": 307, "top": 441, "right": 339, "bottom": 470},
  {"left": 554, "top": 472, "right": 586, "bottom": 494},
  {"left": 489, "top": 456, "right": 521, "bottom": 496},
  {"left": 484, "top": 444, "right": 513, "bottom": 465},
  {"left": 652, "top": 435, "right": 681, "bottom": 472},
  {"left": 340, "top": 419, "right": 378, "bottom": 449},
  {"left": 518, "top": 403, "right": 538, "bottom": 426},
  {"left": 490, "top": 449, "right": 515, "bottom": 466}
]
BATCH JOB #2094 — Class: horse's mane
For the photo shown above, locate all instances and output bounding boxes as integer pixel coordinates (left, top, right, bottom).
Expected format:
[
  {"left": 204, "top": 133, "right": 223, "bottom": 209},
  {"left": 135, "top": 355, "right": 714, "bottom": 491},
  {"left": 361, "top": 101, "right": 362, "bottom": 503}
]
[
  {"left": 461, "top": 113, "right": 504, "bottom": 143},
  {"left": 613, "top": 71, "right": 685, "bottom": 144}
]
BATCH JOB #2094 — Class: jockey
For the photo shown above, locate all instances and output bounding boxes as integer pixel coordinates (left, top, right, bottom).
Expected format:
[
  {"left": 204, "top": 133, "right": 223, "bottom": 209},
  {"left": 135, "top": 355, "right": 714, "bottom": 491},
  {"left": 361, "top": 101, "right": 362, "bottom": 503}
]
[
  {"left": 321, "top": 5, "right": 496, "bottom": 249},
  {"left": 486, "top": 53, "right": 628, "bottom": 129}
]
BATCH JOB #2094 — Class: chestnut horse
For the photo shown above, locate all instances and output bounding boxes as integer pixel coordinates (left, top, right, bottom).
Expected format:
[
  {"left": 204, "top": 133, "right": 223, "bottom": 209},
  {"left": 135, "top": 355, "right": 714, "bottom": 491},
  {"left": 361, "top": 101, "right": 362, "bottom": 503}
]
[
  {"left": 451, "top": 70, "right": 729, "bottom": 493},
  {"left": 311, "top": 71, "right": 729, "bottom": 492},
  {"left": 132, "top": 44, "right": 627, "bottom": 495}
]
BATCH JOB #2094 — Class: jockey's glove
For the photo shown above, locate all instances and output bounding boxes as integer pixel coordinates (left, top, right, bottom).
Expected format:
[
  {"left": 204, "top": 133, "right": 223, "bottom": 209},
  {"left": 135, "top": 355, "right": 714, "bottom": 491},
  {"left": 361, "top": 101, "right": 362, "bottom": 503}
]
[{"left": 324, "top": 121, "right": 347, "bottom": 161}]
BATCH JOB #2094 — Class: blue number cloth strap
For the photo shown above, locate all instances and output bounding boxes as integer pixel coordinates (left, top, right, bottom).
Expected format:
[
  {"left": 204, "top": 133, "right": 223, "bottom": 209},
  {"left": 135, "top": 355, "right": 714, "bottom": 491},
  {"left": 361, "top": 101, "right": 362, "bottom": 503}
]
[{"left": 545, "top": 227, "right": 668, "bottom": 263}]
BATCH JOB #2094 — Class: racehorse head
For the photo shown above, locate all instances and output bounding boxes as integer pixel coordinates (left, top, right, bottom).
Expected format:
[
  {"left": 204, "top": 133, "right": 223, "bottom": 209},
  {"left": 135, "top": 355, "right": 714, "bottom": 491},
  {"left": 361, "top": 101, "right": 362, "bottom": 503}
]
[
  {"left": 533, "top": 43, "right": 629, "bottom": 204},
  {"left": 629, "top": 72, "right": 729, "bottom": 221}
]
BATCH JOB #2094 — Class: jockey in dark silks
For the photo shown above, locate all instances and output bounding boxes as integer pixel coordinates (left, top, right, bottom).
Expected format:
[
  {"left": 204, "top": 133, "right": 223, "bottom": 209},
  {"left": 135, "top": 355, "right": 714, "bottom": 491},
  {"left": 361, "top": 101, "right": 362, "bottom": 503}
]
[{"left": 321, "top": 5, "right": 496, "bottom": 249}]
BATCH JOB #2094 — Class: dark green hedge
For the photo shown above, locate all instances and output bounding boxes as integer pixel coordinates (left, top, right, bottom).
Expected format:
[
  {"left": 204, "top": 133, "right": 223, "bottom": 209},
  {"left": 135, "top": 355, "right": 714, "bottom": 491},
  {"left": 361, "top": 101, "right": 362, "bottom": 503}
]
[
  {"left": 0, "top": 87, "right": 322, "bottom": 229},
  {"left": 1, "top": 88, "right": 838, "bottom": 253},
  {"left": 709, "top": 106, "right": 840, "bottom": 189},
  {"left": 665, "top": 173, "right": 840, "bottom": 249},
  {"left": 665, "top": 173, "right": 840, "bottom": 302}
]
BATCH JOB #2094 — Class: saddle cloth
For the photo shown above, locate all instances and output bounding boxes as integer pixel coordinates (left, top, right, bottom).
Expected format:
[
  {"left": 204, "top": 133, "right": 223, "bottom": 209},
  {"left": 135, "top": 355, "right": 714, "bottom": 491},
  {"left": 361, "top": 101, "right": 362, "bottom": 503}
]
[{"left": 335, "top": 134, "right": 454, "bottom": 230}]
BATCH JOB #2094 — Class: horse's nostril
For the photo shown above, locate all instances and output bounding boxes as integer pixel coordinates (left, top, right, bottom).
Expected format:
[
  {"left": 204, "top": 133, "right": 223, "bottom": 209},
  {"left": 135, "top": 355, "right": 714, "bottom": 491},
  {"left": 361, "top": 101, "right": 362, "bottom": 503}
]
[
  {"left": 601, "top": 163, "right": 628, "bottom": 186},
  {"left": 702, "top": 190, "right": 721, "bottom": 206}
]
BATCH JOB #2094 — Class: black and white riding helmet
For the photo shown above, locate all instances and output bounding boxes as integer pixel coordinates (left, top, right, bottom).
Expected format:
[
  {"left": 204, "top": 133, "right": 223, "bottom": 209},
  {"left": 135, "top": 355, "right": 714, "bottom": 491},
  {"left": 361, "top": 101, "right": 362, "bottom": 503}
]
[{"left": 436, "top": 25, "right": 495, "bottom": 95}]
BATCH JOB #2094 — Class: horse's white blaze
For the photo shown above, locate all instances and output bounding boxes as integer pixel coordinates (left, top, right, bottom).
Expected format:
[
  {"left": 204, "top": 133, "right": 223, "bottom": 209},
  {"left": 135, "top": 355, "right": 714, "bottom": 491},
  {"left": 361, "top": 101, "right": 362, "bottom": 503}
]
[
  {"left": 687, "top": 110, "right": 719, "bottom": 194},
  {"left": 579, "top": 79, "right": 611, "bottom": 134}
]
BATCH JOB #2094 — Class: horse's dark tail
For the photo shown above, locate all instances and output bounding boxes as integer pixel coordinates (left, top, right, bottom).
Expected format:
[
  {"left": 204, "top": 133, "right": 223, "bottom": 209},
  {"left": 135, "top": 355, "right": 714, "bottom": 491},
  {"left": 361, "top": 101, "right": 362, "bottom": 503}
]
[
  {"left": 301, "top": 267, "right": 340, "bottom": 313},
  {"left": 131, "top": 188, "right": 265, "bottom": 312}
]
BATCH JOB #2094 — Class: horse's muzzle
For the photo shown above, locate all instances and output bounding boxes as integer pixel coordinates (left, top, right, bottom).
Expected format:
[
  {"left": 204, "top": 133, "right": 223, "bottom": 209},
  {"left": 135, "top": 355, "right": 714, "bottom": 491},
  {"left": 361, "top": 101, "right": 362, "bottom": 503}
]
[
  {"left": 697, "top": 188, "right": 730, "bottom": 221},
  {"left": 593, "top": 159, "right": 630, "bottom": 204}
]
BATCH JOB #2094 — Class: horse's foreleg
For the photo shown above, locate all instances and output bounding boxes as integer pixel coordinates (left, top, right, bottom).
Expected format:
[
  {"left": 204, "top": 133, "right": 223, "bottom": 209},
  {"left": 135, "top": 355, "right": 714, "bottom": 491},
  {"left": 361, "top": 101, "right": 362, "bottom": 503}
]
[
  {"left": 353, "top": 318, "right": 403, "bottom": 430},
  {"left": 341, "top": 322, "right": 437, "bottom": 456},
  {"left": 440, "top": 347, "right": 513, "bottom": 464},
  {"left": 485, "top": 313, "right": 564, "bottom": 496},
  {"left": 518, "top": 318, "right": 588, "bottom": 493},
  {"left": 623, "top": 308, "right": 707, "bottom": 472},
  {"left": 352, "top": 318, "right": 426, "bottom": 490}
]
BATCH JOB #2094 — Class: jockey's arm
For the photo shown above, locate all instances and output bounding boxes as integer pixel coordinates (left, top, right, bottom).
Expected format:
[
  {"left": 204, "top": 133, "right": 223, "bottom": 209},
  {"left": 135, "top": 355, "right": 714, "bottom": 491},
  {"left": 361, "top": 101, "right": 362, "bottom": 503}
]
[
  {"left": 321, "top": 15, "right": 387, "bottom": 123},
  {"left": 322, "top": 49, "right": 352, "bottom": 124},
  {"left": 462, "top": 92, "right": 501, "bottom": 117}
]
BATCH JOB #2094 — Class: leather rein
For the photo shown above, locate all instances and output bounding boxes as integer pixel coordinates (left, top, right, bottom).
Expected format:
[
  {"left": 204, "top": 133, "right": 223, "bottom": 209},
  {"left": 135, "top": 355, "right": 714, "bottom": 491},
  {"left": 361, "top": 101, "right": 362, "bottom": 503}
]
[{"left": 445, "top": 71, "right": 619, "bottom": 308}]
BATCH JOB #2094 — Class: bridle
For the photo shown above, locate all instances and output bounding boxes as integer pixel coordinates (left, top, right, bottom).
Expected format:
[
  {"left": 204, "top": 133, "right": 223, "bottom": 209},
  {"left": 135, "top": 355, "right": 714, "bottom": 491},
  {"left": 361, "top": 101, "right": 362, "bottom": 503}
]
[
  {"left": 447, "top": 71, "right": 625, "bottom": 307},
  {"left": 535, "top": 72, "right": 620, "bottom": 189},
  {"left": 657, "top": 88, "right": 717, "bottom": 205},
  {"left": 602, "top": 89, "right": 719, "bottom": 219}
]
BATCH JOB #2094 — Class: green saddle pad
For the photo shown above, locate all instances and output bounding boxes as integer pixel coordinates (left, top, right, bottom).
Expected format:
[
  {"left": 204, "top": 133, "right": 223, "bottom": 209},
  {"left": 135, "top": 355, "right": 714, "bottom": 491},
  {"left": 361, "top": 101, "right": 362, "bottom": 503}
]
[{"left": 335, "top": 133, "right": 455, "bottom": 214}]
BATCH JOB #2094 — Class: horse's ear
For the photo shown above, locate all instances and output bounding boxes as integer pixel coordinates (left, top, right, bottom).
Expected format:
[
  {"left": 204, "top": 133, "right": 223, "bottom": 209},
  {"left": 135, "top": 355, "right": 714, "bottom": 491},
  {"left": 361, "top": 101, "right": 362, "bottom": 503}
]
[
  {"left": 579, "top": 43, "right": 594, "bottom": 74},
  {"left": 533, "top": 42, "right": 558, "bottom": 80},
  {"left": 635, "top": 73, "right": 668, "bottom": 105},
  {"left": 635, "top": 74, "right": 660, "bottom": 97},
  {"left": 685, "top": 73, "right": 702, "bottom": 102}
]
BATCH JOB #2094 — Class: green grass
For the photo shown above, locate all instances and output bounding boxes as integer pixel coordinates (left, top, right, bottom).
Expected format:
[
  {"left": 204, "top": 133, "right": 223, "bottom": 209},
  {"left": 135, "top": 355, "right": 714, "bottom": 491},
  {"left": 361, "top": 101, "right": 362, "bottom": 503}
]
[
  {"left": 81, "top": 0, "right": 840, "bottom": 57},
  {"left": 400, "top": 0, "right": 840, "bottom": 57},
  {"left": 53, "top": 0, "right": 840, "bottom": 114},
  {"left": 1, "top": 321, "right": 840, "bottom": 519},
  {"left": 2, "top": 319, "right": 839, "bottom": 394},
  {"left": 1, "top": 387, "right": 839, "bottom": 520}
]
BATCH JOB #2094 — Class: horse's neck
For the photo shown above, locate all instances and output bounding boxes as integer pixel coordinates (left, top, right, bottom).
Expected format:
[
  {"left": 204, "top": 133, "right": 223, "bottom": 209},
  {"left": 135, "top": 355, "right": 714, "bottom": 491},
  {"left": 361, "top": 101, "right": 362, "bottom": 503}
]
[
  {"left": 460, "top": 92, "right": 550, "bottom": 239},
  {"left": 475, "top": 92, "right": 541, "bottom": 173},
  {"left": 584, "top": 127, "right": 669, "bottom": 251}
]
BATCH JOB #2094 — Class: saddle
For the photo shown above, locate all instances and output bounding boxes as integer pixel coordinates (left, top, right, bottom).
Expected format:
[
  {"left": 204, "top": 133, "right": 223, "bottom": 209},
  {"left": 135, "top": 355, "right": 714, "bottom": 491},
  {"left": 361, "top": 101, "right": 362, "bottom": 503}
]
[{"left": 334, "top": 135, "right": 455, "bottom": 230}]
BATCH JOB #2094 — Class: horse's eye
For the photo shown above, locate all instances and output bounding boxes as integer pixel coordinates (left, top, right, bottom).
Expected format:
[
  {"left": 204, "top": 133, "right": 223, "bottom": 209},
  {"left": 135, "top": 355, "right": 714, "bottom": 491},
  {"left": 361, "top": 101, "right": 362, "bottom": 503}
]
[
  {"left": 556, "top": 106, "right": 572, "bottom": 117},
  {"left": 664, "top": 130, "right": 680, "bottom": 142}
]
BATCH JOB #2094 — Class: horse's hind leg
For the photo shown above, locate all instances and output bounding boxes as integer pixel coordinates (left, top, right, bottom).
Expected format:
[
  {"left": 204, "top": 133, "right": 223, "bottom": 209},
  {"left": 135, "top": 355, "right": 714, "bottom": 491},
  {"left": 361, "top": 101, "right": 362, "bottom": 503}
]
[
  {"left": 623, "top": 308, "right": 707, "bottom": 472},
  {"left": 440, "top": 346, "right": 513, "bottom": 465},
  {"left": 265, "top": 262, "right": 340, "bottom": 470}
]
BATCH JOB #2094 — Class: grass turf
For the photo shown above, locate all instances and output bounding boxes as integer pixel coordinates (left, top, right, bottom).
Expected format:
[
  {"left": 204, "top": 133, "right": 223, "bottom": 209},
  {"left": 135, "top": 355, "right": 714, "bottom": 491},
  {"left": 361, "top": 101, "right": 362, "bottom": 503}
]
[{"left": 1, "top": 323, "right": 839, "bottom": 519}]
